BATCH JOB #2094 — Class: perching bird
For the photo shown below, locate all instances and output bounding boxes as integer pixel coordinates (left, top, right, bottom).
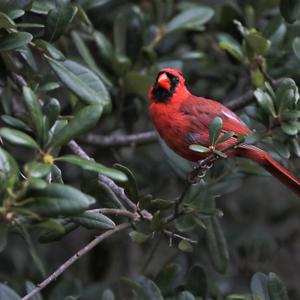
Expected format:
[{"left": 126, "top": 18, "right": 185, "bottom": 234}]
[{"left": 149, "top": 68, "right": 300, "bottom": 196}]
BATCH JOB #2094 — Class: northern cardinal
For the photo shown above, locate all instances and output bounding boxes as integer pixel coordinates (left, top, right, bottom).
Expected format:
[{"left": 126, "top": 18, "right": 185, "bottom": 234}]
[{"left": 149, "top": 68, "right": 300, "bottom": 196}]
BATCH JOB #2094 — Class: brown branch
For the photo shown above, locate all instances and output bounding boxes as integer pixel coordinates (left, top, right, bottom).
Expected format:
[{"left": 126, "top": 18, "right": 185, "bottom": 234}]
[
  {"left": 21, "top": 223, "right": 131, "bottom": 300},
  {"left": 68, "top": 140, "right": 137, "bottom": 211},
  {"left": 82, "top": 131, "right": 158, "bottom": 147}
]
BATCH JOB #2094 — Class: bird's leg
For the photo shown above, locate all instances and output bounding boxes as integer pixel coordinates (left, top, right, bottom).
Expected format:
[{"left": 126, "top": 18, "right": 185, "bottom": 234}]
[{"left": 188, "top": 160, "right": 214, "bottom": 183}]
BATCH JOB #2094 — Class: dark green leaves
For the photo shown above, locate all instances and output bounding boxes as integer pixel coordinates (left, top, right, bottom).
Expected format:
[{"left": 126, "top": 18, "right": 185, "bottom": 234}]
[
  {"left": 0, "top": 127, "right": 40, "bottom": 150},
  {"left": 48, "top": 104, "right": 102, "bottom": 151},
  {"left": 56, "top": 155, "right": 128, "bottom": 182},
  {"left": 280, "top": 0, "right": 300, "bottom": 23},
  {"left": 254, "top": 88, "right": 276, "bottom": 117},
  {"left": 250, "top": 272, "right": 289, "bottom": 300},
  {"left": 204, "top": 217, "right": 229, "bottom": 274},
  {"left": 0, "top": 147, "right": 19, "bottom": 193},
  {"left": 45, "top": 3, "right": 78, "bottom": 42},
  {"left": 209, "top": 117, "right": 223, "bottom": 145},
  {"left": 129, "top": 230, "right": 149, "bottom": 243},
  {"left": 0, "top": 32, "right": 32, "bottom": 51},
  {"left": 23, "top": 86, "right": 44, "bottom": 142},
  {"left": 20, "top": 183, "right": 95, "bottom": 217},
  {"left": 124, "top": 276, "right": 163, "bottom": 300},
  {"left": 46, "top": 57, "right": 111, "bottom": 108},
  {"left": 71, "top": 211, "right": 115, "bottom": 230},
  {"left": 166, "top": 7, "right": 214, "bottom": 34}
]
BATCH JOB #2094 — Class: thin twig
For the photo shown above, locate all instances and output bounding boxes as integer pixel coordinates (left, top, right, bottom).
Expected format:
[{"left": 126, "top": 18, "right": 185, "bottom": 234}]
[
  {"left": 67, "top": 140, "right": 137, "bottom": 212},
  {"left": 21, "top": 223, "right": 131, "bottom": 300},
  {"left": 83, "top": 131, "right": 158, "bottom": 147},
  {"left": 163, "top": 229, "right": 198, "bottom": 244}
]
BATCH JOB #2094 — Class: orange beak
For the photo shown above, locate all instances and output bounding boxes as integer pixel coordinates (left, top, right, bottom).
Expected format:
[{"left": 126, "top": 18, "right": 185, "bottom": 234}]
[{"left": 157, "top": 73, "right": 171, "bottom": 90}]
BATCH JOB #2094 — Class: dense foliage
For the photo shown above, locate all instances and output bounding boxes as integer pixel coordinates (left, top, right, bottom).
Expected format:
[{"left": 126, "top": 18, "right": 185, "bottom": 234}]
[{"left": 0, "top": 0, "right": 300, "bottom": 299}]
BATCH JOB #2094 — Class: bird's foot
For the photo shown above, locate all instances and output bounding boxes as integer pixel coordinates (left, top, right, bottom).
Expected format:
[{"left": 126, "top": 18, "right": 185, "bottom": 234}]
[{"left": 188, "top": 160, "right": 213, "bottom": 184}]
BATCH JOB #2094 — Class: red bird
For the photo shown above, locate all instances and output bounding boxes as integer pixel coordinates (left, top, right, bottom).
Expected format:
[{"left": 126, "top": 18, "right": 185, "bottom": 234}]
[{"left": 149, "top": 68, "right": 300, "bottom": 196}]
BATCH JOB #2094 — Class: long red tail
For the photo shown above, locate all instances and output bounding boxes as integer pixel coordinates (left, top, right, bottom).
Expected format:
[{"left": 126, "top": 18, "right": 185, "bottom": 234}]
[{"left": 237, "top": 145, "right": 300, "bottom": 196}]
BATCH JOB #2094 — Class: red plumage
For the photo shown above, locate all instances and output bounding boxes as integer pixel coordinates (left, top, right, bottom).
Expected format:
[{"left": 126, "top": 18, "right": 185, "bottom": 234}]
[{"left": 149, "top": 68, "right": 300, "bottom": 196}]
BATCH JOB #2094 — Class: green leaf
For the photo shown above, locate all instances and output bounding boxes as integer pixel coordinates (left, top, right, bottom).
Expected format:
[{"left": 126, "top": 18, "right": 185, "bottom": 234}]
[
  {"left": 293, "top": 37, "right": 300, "bottom": 59},
  {"left": 0, "top": 11, "right": 16, "bottom": 28},
  {"left": 48, "top": 104, "right": 102, "bottom": 151},
  {"left": 39, "top": 221, "right": 78, "bottom": 243},
  {"left": 102, "top": 289, "right": 115, "bottom": 300},
  {"left": 0, "top": 147, "right": 19, "bottom": 193},
  {"left": 20, "top": 183, "right": 95, "bottom": 217},
  {"left": 71, "top": 211, "right": 115, "bottom": 230},
  {"left": 166, "top": 7, "right": 214, "bottom": 34},
  {"left": 44, "top": 3, "right": 78, "bottom": 42},
  {"left": 25, "top": 162, "right": 51, "bottom": 178},
  {"left": 70, "top": 30, "right": 112, "bottom": 91},
  {"left": 176, "top": 291, "right": 195, "bottom": 300},
  {"left": 35, "top": 39, "right": 65, "bottom": 60},
  {"left": 23, "top": 86, "right": 44, "bottom": 142},
  {"left": 189, "top": 144, "right": 210, "bottom": 153},
  {"left": 0, "top": 115, "right": 30, "bottom": 131},
  {"left": 178, "top": 240, "right": 193, "bottom": 252},
  {"left": 129, "top": 230, "right": 149, "bottom": 243},
  {"left": 250, "top": 272, "right": 270, "bottom": 300},
  {"left": 209, "top": 117, "right": 223, "bottom": 145},
  {"left": 93, "top": 30, "right": 115, "bottom": 66},
  {"left": 0, "top": 283, "right": 21, "bottom": 300},
  {"left": 123, "top": 276, "right": 163, "bottom": 300},
  {"left": 204, "top": 217, "right": 229, "bottom": 274},
  {"left": 268, "top": 272, "right": 289, "bottom": 300},
  {"left": 281, "top": 122, "right": 298, "bottom": 135},
  {"left": 42, "top": 98, "right": 61, "bottom": 129},
  {"left": 245, "top": 31, "right": 271, "bottom": 55},
  {"left": 114, "top": 163, "right": 138, "bottom": 199},
  {"left": 254, "top": 89, "right": 276, "bottom": 117},
  {"left": 0, "top": 127, "right": 40, "bottom": 150},
  {"left": 217, "top": 131, "right": 234, "bottom": 144},
  {"left": 56, "top": 155, "right": 128, "bottom": 182},
  {"left": 0, "top": 32, "right": 32, "bottom": 51},
  {"left": 280, "top": 0, "right": 300, "bottom": 23},
  {"left": 46, "top": 57, "right": 110, "bottom": 107},
  {"left": 275, "top": 78, "right": 299, "bottom": 112},
  {"left": 218, "top": 33, "right": 245, "bottom": 63}
]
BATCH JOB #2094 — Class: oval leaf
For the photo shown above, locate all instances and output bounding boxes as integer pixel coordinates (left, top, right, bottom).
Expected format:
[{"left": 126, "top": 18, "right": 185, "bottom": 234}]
[
  {"left": 0, "top": 32, "right": 32, "bottom": 51},
  {"left": 209, "top": 117, "right": 223, "bottom": 145},
  {"left": 46, "top": 56, "right": 110, "bottom": 107},
  {"left": 48, "top": 104, "right": 102, "bottom": 151},
  {"left": 20, "top": 183, "right": 95, "bottom": 217},
  {"left": 56, "top": 155, "right": 128, "bottom": 182},
  {"left": 166, "top": 7, "right": 214, "bottom": 34},
  {"left": 0, "top": 127, "right": 40, "bottom": 150},
  {"left": 204, "top": 217, "right": 229, "bottom": 274},
  {"left": 71, "top": 211, "right": 115, "bottom": 230}
]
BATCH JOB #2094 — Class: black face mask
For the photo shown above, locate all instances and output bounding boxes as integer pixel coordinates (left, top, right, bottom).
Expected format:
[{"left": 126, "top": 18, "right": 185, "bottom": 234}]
[{"left": 152, "top": 72, "right": 180, "bottom": 103}]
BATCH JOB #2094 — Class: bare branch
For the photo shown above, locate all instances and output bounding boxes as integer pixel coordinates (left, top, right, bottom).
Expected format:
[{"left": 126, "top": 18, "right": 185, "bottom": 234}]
[
  {"left": 163, "top": 229, "right": 198, "bottom": 244},
  {"left": 21, "top": 223, "right": 131, "bottom": 300},
  {"left": 68, "top": 140, "right": 137, "bottom": 211},
  {"left": 83, "top": 131, "right": 158, "bottom": 147}
]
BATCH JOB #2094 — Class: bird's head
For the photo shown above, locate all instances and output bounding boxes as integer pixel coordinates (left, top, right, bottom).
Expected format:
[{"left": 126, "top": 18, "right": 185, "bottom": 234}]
[{"left": 149, "top": 68, "right": 187, "bottom": 104}]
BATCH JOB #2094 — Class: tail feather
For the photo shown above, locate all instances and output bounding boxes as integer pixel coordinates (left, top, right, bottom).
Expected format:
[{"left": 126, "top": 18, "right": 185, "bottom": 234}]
[{"left": 237, "top": 145, "right": 300, "bottom": 196}]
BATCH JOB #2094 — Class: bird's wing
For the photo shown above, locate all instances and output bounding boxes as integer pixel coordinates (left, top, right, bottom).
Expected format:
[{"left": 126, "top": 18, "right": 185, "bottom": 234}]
[{"left": 180, "top": 96, "right": 251, "bottom": 146}]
